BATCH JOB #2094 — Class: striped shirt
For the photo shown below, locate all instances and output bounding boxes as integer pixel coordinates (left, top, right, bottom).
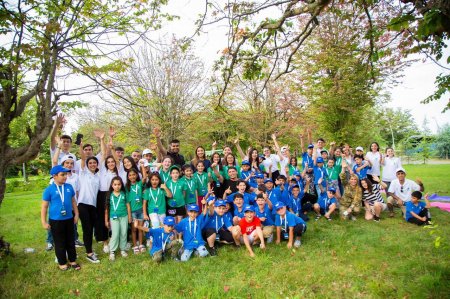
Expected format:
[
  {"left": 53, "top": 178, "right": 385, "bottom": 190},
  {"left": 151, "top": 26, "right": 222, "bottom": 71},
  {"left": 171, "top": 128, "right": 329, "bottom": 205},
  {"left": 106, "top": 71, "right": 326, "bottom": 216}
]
[{"left": 362, "top": 184, "right": 385, "bottom": 206}]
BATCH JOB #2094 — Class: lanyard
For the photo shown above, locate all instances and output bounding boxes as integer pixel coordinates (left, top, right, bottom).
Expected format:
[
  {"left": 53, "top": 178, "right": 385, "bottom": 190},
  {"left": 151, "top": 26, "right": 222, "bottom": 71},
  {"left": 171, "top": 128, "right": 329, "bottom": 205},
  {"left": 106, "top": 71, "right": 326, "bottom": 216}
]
[
  {"left": 282, "top": 215, "right": 287, "bottom": 231},
  {"left": 291, "top": 196, "right": 298, "bottom": 210},
  {"left": 327, "top": 167, "right": 334, "bottom": 180},
  {"left": 55, "top": 184, "right": 65, "bottom": 206},
  {"left": 162, "top": 232, "right": 170, "bottom": 251},
  {"left": 196, "top": 173, "right": 206, "bottom": 187},
  {"left": 186, "top": 178, "right": 194, "bottom": 192},
  {"left": 215, "top": 216, "right": 223, "bottom": 233},
  {"left": 188, "top": 218, "right": 197, "bottom": 239},
  {"left": 242, "top": 172, "right": 249, "bottom": 179},
  {"left": 160, "top": 170, "right": 169, "bottom": 183},
  {"left": 268, "top": 190, "right": 273, "bottom": 199},
  {"left": 169, "top": 181, "right": 178, "bottom": 195},
  {"left": 149, "top": 188, "right": 160, "bottom": 205},
  {"left": 131, "top": 184, "right": 139, "bottom": 194},
  {"left": 111, "top": 193, "right": 123, "bottom": 212}
]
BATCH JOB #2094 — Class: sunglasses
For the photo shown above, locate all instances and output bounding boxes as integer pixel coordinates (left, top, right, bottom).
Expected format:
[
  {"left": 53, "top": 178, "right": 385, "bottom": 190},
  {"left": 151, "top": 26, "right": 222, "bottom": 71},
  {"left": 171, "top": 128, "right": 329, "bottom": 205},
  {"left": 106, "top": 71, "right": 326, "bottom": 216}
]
[{"left": 400, "top": 186, "right": 404, "bottom": 193}]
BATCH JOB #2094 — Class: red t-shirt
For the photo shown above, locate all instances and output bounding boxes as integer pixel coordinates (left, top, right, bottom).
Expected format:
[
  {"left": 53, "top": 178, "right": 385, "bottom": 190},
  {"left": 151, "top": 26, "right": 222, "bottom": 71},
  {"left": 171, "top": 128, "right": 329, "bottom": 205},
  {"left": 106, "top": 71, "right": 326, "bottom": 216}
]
[{"left": 239, "top": 217, "right": 261, "bottom": 235}]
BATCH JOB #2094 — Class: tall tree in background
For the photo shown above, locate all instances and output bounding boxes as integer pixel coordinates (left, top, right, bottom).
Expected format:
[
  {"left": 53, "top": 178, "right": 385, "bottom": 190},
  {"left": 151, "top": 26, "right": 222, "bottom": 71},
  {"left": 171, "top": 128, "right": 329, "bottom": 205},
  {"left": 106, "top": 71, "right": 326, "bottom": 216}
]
[{"left": 0, "top": 0, "right": 169, "bottom": 205}]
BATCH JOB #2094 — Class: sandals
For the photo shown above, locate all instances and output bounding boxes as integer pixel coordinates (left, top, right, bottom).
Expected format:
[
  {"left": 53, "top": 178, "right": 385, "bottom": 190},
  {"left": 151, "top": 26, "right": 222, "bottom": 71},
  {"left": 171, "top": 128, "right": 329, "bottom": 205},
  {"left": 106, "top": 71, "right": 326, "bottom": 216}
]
[
  {"left": 133, "top": 246, "right": 140, "bottom": 254},
  {"left": 59, "top": 265, "right": 69, "bottom": 271},
  {"left": 70, "top": 263, "right": 81, "bottom": 271},
  {"left": 138, "top": 245, "right": 146, "bottom": 253}
]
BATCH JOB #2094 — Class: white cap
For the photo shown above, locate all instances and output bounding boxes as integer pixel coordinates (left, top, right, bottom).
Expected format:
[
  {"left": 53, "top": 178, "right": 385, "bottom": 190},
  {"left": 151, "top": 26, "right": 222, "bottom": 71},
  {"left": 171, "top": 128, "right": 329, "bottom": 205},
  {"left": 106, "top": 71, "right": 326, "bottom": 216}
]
[
  {"left": 395, "top": 167, "right": 406, "bottom": 174},
  {"left": 142, "top": 148, "right": 153, "bottom": 155},
  {"left": 280, "top": 146, "right": 288, "bottom": 153},
  {"left": 61, "top": 154, "right": 76, "bottom": 164},
  {"left": 355, "top": 146, "right": 363, "bottom": 151}
]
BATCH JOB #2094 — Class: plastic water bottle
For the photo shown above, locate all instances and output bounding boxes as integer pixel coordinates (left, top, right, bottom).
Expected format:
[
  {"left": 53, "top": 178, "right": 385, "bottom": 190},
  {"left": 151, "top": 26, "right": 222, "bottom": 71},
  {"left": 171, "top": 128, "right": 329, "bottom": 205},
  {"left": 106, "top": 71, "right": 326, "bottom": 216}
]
[{"left": 24, "top": 248, "right": 36, "bottom": 253}]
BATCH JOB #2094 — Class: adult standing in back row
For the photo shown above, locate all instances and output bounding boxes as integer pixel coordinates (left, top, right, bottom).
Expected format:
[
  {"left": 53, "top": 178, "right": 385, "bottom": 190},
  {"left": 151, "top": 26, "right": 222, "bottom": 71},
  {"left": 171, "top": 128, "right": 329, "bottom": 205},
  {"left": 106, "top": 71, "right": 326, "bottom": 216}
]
[{"left": 153, "top": 127, "right": 185, "bottom": 167}]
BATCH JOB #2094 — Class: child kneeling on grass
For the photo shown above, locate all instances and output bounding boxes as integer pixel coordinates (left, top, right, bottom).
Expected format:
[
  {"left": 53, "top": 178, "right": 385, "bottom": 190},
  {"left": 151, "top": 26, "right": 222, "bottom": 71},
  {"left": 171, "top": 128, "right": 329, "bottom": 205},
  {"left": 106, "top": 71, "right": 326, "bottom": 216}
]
[
  {"left": 274, "top": 202, "right": 307, "bottom": 248},
  {"left": 239, "top": 205, "right": 266, "bottom": 257},
  {"left": 175, "top": 204, "right": 209, "bottom": 261},
  {"left": 313, "top": 187, "right": 337, "bottom": 221},
  {"left": 405, "top": 191, "right": 432, "bottom": 226},
  {"left": 105, "top": 177, "right": 132, "bottom": 261},
  {"left": 134, "top": 216, "right": 179, "bottom": 262},
  {"left": 41, "top": 165, "right": 81, "bottom": 271}
]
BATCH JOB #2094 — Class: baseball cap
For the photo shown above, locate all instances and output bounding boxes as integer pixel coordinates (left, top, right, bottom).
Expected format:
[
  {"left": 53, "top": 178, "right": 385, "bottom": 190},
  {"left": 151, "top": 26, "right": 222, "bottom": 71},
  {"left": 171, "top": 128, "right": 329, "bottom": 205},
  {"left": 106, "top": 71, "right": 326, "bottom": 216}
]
[
  {"left": 163, "top": 216, "right": 175, "bottom": 226},
  {"left": 395, "top": 167, "right": 406, "bottom": 174},
  {"left": 258, "top": 155, "right": 265, "bottom": 160},
  {"left": 264, "top": 178, "right": 273, "bottom": 183},
  {"left": 206, "top": 195, "right": 216, "bottom": 203},
  {"left": 274, "top": 202, "right": 286, "bottom": 210},
  {"left": 255, "top": 173, "right": 264, "bottom": 179},
  {"left": 241, "top": 160, "right": 250, "bottom": 166},
  {"left": 60, "top": 155, "right": 75, "bottom": 164},
  {"left": 356, "top": 146, "right": 364, "bottom": 151},
  {"left": 307, "top": 144, "right": 314, "bottom": 149},
  {"left": 320, "top": 150, "right": 329, "bottom": 154},
  {"left": 316, "top": 157, "right": 324, "bottom": 163},
  {"left": 214, "top": 200, "right": 226, "bottom": 207},
  {"left": 280, "top": 146, "right": 288, "bottom": 153},
  {"left": 328, "top": 187, "right": 336, "bottom": 193},
  {"left": 187, "top": 204, "right": 199, "bottom": 212},
  {"left": 243, "top": 205, "right": 254, "bottom": 213},
  {"left": 142, "top": 148, "right": 153, "bottom": 155},
  {"left": 50, "top": 165, "right": 71, "bottom": 175},
  {"left": 293, "top": 170, "right": 301, "bottom": 176}
]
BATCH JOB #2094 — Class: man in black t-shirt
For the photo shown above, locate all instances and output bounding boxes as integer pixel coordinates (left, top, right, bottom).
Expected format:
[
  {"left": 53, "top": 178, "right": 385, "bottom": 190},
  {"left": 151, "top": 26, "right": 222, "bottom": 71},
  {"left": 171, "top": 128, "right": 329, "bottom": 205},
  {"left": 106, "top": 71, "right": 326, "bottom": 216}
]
[{"left": 153, "top": 127, "right": 185, "bottom": 167}]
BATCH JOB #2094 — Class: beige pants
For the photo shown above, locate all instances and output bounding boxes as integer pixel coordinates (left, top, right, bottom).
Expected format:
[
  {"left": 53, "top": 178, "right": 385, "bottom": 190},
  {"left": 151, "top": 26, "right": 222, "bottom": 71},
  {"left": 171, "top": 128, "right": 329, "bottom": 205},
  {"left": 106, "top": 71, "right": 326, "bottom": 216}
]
[
  {"left": 262, "top": 225, "right": 274, "bottom": 238},
  {"left": 386, "top": 196, "right": 406, "bottom": 215}
]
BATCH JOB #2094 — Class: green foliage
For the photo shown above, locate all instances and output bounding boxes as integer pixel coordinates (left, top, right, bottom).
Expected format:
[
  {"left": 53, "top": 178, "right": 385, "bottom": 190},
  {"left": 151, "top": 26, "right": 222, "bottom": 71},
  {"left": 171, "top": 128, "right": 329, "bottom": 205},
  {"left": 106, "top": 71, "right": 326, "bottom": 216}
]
[
  {"left": 375, "top": 107, "right": 420, "bottom": 148},
  {"left": 434, "top": 124, "right": 450, "bottom": 159},
  {"left": 422, "top": 73, "right": 450, "bottom": 112}
]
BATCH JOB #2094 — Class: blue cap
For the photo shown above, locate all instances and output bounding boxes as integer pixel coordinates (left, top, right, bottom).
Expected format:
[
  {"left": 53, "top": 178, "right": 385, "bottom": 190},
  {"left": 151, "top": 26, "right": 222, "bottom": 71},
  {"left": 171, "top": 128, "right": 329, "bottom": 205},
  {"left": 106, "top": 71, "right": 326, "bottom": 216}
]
[
  {"left": 241, "top": 160, "right": 250, "bottom": 166},
  {"left": 258, "top": 155, "right": 265, "bottom": 160},
  {"left": 316, "top": 157, "right": 324, "bottom": 163},
  {"left": 307, "top": 144, "right": 314, "bottom": 149},
  {"left": 264, "top": 178, "right": 273, "bottom": 183},
  {"left": 328, "top": 187, "right": 336, "bottom": 193},
  {"left": 187, "top": 204, "right": 199, "bottom": 212},
  {"left": 274, "top": 202, "right": 286, "bottom": 210},
  {"left": 243, "top": 205, "right": 254, "bottom": 213},
  {"left": 163, "top": 216, "right": 175, "bottom": 226},
  {"left": 255, "top": 173, "right": 264, "bottom": 179},
  {"left": 206, "top": 195, "right": 216, "bottom": 203},
  {"left": 293, "top": 170, "right": 301, "bottom": 176},
  {"left": 50, "top": 165, "right": 71, "bottom": 176},
  {"left": 214, "top": 200, "right": 226, "bottom": 207}
]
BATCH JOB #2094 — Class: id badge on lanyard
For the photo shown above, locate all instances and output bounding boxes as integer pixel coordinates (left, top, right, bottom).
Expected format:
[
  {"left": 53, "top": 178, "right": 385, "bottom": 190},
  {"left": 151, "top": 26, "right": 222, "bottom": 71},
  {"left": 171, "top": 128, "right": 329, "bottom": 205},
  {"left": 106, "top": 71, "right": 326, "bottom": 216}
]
[{"left": 56, "top": 185, "right": 67, "bottom": 216}]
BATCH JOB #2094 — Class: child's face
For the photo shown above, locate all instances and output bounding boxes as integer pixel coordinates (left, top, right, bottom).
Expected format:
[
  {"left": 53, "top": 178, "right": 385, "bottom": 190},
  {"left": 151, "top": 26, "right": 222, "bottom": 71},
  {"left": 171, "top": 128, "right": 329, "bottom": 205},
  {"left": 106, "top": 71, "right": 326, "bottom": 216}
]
[
  {"left": 238, "top": 182, "right": 246, "bottom": 193},
  {"left": 187, "top": 210, "right": 198, "bottom": 219},
  {"left": 321, "top": 152, "right": 328, "bottom": 159},
  {"left": 327, "top": 191, "right": 335, "bottom": 198},
  {"left": 225, "top": 203, "right": 230, "bottom": 212},
  {"left": 276, "top": 207, "right": 286, "bottom": 216},
  {"left": 245, "top": 211, "right": 254, "bottom": 222},
  {"left": 411, "top": 196, "right": 419, "bottom": 203},
  {"left": 164, "top": 225, "right": 174, "bottom": 233},
  {"left": 241, "top": 164, "right": 250, "bottom": 171},
  {"left": 279, "top": 179, "right": 286, "bottom": 185},
  {"left": 327, "top": 160, "right": 334, "bottom": 168},
  {"left": 53, "top": 172, "right": 68, "bottom": 184},
  {"left": 234, "top": 197, "right": 244, "bottom": 207},
  {"left": 184, "top": 168, "right": 193, "bottom": 177},
  {"left": 128, "top": 171, "right": 138, "bottom": 183},
  {"left": 265, "top": 182, "right": 273, "bottom": 190},
  {"left": 215, "top": 206, "right": 226, "bottom": 216},
  {"left": 317, "top": 162, "right": 324, "bottom": 168},
  {"left": 355, "top": 157, "right": 362, "bottom": 165},
  {"left": 197, "top": 163, "right": 205, "bottom": 172},
  {"left": 150, "top": 176, "right": 160, "bottom": 187},
  {"left": 63, "top": 160, "right": 74, "bottom": 170},
  {"left": 112, "top": 179, "right": 122, "bottom": 192},
  {"left": 170, "top": 170, "right": 180, "bottom": 180},
  {"left": 292, "top": 188, "right": 300, "bottom": 197},
  {"left": 256, "top": 197, "right": 265, "bottom": 206},
  {"left": 162, "top": 158, "right": 172, "bottom": 169}
]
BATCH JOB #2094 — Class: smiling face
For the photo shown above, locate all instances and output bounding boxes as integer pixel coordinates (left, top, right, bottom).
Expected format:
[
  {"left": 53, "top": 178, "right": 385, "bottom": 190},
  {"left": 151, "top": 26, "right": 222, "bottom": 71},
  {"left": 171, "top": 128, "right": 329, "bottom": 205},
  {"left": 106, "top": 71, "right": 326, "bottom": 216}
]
[
  {"left": 184, "top": 167, "right": 193, "bottom": 178},
  {"left": 212, "top": 153, "right": 221, "bottom": 164},
  {"left": 150, "top": 175, "right": 160, "bottom": 188},
  {"left": 187, "top": 210, "right": 198, "bottom": 220},
  {"left": 237, "top": 181, "right": 247, "bottom": 193},
  {"left": 111, "top": 179, "right": 122, "bottom": 192},
  {"left": 215, "top": 205, "right": 226, "bottom": 216},
  {"left": 62, "top": 159, "right": 74, "bottom": 170},
  {"left": 196, "top": 147, "right": 205, "bottom": 159},
  {"left": 223, "top": 146, "right": 232, "bottom": 156},
  {"left": 87, "top": 158, "right": 98, "bottom": 173},
  {"left": 196, "top": 162, "right": 205, "bottom": 173},
  {"left": 276, "top": 206, "right": 286, "bottom": 216},
  {"left": 349, "top": 175, "right": 358, "bottom": 187},
  {"left": 106, "top": 157, "right": 116, "bottom": 170},
  {"left": 263, "top": 147, "right": 271, "bottom": 157},
  {"left": 123, "top": 157, "right": 133, "bottom": 170},
  {"left": 170, "top": 169, "right": 180, "bottom": 180},
  {"left": 128, "top": 171, "right": 138, "bottom": 183},
  {"left": 83, "top": 145, "right": 94, "bottom": 157},
  {"left": 371, "top": 143, "right": 379, "bottom": 152},
  {"left": 226, "top": 154, "right": 235, "bottom": 165},
  {"left": 53, "top": 172, "right": 68, "bottom": 185},
  {"left": 251, "top": 150, "right": 258, "bottom": 159},
  {"left": 162, "top": 157, "right": 172, "bottom": 170},
  {"left": 234, "top": 196, "right": 244, "bottom": 208},
  {"left": 228, "top": 168, "right": 238, "bottom": 179},
  {"left": 244, "top": 210, "right": 254, "bottom": 222},
  {"left": 131, "top": 151, "right": 141, "bottom": 163},
  {"left": 61, "top": 137, "right": 72, "bottom": 151},
  {"left": 170, "top": 142, "right": 180, "bottom": 153}
]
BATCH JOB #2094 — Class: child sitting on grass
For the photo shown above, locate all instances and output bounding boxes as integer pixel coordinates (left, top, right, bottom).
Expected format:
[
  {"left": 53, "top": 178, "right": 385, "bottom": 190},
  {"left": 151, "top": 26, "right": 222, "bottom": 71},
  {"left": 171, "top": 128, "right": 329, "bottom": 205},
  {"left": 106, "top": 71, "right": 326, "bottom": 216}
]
[
  {"left": 134, "top": 216, "right": 179, "bottom": 262},
  {"left": 313, "top": 187, "right": 337, "bottom": 221},
  {"left": 405, "top": 191, "right": 432, "bottom": 226},
  {"left": 239, "top": 205, "right": 266, "bottom": 257},
  {"left": 274, "top": 202, "right": 307, "bottom": 249}
]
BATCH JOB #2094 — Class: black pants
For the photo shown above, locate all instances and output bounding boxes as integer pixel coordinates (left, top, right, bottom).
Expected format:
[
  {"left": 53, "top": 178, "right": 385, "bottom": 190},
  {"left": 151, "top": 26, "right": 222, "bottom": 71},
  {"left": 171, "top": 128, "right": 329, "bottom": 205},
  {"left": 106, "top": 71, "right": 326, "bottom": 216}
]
[
  {"left": 95, "top": 191, "right": 109, "bottom": 242},
  {"left": 301, "top": 192, "right": 317, "bottom": 209},
  {"left": 282, "top": 224, "right": 306, "bottom": 239},
  {"left": 78, "top": 203, "right": 97, "bottom": 254},
  {"left": 407, "top": 208, "right": 430, "bottom": 226},
  {"left": 49, "top": 218, "right": 76, "bottom": 265},
  {"left": 202, "top": 227, "right": 234, "bottom": 244}
]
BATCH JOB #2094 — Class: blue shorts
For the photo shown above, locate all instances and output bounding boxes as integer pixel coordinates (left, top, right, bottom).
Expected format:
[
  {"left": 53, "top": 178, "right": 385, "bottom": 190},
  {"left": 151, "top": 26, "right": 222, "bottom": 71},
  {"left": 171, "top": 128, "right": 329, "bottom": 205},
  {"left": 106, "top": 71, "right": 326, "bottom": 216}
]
[{"left": 132, "top": 208, "right": 144, "bottom": 220}]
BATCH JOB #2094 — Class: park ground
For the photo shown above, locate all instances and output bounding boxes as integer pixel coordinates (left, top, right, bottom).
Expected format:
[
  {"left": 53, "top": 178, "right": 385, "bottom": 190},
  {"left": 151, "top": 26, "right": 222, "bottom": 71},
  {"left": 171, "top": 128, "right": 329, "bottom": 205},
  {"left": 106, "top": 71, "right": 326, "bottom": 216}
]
[{"left": 0, "top": 164, "right": 449, "bottom": 298}]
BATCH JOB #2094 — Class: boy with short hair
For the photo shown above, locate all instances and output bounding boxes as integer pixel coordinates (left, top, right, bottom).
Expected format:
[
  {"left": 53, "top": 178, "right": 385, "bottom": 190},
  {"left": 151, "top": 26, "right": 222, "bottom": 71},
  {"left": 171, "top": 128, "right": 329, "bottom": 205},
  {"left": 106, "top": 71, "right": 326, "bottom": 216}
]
[
  {"left": 231, "top": 193, "right": 245, "bottom": 225},
  {"left": 405, "top": 191, "right": 432, "bottom": 226},
  {"left": 274, "top": 202, "right": 307, "bottom": 248},
  {"left": 239, "top": 205, "right": 266, "bottom": 257},
  {"left": 134, "top": 216, "right": 179, "bottom": 262},
  {"left": 352, "top": 155, "right": 371, "bottom": 181},
  {"left": 313, "top": 187, "right": 337, "bottom": 221},
  {"left": 254, "top": 193, "right": 275, "bottom": 243}
]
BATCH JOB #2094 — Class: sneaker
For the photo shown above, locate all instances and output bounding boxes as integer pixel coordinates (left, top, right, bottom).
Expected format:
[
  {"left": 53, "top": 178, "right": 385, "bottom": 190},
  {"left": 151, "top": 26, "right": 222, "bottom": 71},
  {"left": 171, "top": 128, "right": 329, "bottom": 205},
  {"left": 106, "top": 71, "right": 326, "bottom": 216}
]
[
  {"left": 294, "top": 240, "right": 301, "bottom": 248},
  {"left": 373, "top": 215, "right": 380, "bottom": 222},
  {"left": 86, "top": 254, "right": 100, "bottom": 263},
  {"left": 109, "top": 252, "right": 115, "bottom": 261},
  {"left": 103, "top": 244, "right": 110, "bottom": 253},
  {"left": 351, "top": 216, "right": 357, "bottom": 221},
  {"left": 315, "top": 215, "right": 321, "bottom": 221},
  {"left": 46, "top": 243, "right": 54, "bottom": 251},
  {"left": 325, "top": 216, "right": 332, "bottom": 221},
  {"left": 267, "top": 234, "right": 273, "bottom": 244},
  {"left": 121, "top": 251, "right": 128, "bottom": 257},
  {"left": 74, "top": 240, "right": 84, "bottom": 248},
  {"left": 208, "top": 246, "right": 217, "bottom": 256}
]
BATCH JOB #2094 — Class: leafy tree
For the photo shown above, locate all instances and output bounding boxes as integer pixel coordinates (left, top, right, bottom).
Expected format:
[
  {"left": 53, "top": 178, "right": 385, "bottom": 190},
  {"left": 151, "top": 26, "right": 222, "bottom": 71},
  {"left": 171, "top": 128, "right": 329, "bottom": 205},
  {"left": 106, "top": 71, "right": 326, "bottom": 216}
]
[
  {"left": 435, "top": 124, "right": 450, "bottom": 159},
  {"left": 0, "top": 0, "right": 170, "bottom": 205},
  {"left": 376, "top": 107, "right": 420, "bottom": 148}
]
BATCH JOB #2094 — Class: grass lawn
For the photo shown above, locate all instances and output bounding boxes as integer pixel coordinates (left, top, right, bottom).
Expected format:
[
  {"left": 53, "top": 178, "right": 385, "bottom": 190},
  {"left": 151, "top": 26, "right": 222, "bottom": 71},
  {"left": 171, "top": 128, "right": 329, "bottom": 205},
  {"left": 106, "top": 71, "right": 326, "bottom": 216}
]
[{"left": 0, "top": 165, "right": 449, "bottom": 298}]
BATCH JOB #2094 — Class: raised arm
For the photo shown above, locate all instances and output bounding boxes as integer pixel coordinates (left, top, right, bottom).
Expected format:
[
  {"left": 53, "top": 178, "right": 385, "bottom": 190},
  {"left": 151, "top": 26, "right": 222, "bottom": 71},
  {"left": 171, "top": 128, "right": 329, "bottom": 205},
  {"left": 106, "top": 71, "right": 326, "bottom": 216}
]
[
  {"left": 271, "top": 133, "right": 284, "bottom": 160},
  {"left": 234, "top": 138, "right": 246, "bottom": 160},
  {"left": 50, "top": 114, "right": 65, "bottom": 151},
  {"left": 79, "top": 140, "right": 86, "bottom": 170},
  {"left": 93, "top": 129, "right": 106, "bottom": 162},
  {"left": 299, "top": 133, "right": 305, "bottom": 153},
  {"left": 52, "top": 138, "right": 62, "bottom": 167},
  {"left": 153, "top": 127, "right": 168, "bottom": 155}
]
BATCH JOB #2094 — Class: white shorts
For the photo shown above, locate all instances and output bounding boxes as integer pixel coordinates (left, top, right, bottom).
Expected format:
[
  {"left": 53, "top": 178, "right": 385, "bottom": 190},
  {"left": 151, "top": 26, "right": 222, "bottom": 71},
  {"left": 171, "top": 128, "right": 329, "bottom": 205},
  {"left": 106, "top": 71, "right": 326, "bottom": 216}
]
[
  {"left": 240, "top": 230, "right": 257, "bottom": 244},
  {"left": 368, "top": 203, "right": 387, "bottom": 214}
]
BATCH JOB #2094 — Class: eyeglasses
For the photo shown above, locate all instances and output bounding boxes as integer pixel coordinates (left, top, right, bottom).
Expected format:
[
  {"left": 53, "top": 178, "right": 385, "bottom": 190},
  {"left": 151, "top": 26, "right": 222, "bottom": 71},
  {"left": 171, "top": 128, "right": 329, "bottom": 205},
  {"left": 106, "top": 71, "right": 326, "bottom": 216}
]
[{"left": 400, "top": 186, "right": 404, "bottom": 193}]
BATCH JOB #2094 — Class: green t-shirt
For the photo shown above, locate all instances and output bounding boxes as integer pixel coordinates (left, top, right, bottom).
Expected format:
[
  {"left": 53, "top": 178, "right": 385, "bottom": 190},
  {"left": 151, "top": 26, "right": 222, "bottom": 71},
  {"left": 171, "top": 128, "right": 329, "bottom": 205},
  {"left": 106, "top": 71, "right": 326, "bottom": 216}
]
[
  {"left": 109, "top": 191, "right": 128, "bottom": 218},
  {"left": 194, "top": 172, "right": 209, "bottom": 196},
  {"left": 326, "top": 166, "right": 340, "bottom": 181},
  {"left": 143, "top": 187, "right": 167, "bottom": 214},
  {"left": 159, "top": 169, "right": 170, "bottom": 184},
  {"left": 223, "top": 165, "right": 241, "bottom": 180},
  {"left": 288, "top": 164, "right": 298, "bottom": 176},
  {"left": 334, "top": 157, "right": 343, "bottom": 174},
  {"left": 182, "top": 176, "right": 198, "bottom": 204},
  {"left": 167, "top": 179, "right": 187, "bottom": 208},
  {"left": 126, "top": 181, "right": 143, "bottom": 212}
]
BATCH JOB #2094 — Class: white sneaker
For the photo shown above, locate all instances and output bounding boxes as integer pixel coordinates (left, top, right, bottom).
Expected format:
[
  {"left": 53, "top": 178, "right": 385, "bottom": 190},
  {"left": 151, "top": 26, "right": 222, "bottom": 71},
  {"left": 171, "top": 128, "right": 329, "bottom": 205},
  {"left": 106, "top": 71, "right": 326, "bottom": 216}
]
[
  {"left": 146, "top": 239, "right": 151, "bottom": 248},
  {"left": 109, "top": 252, "right": 115, "bottom": 261},
  {"left": 86, "top": 254, "right": 100, "bottom": 263},
  {"left": 267, "top": 234, "right": 273, "bottom": 244},
  {"left": 103, "top": 244, "right": 110, "bottom": 253},
  {"left": 351, "top": 216, "right": 357, "bottom": 221},
  {"left": 54, "top": 256, "right": 58, "bottom": 263},
  {"left": 46, "top": 243, "right": 53, "bottom": 251},
  {"left": 125, "top": 242, "right": 131, "bottom": 251},
  {"left": 294, "top": 240, "right": 301, "bottom": 248},
  {"left": 121, "top": 251, "right": 128, "bottom": 257}
]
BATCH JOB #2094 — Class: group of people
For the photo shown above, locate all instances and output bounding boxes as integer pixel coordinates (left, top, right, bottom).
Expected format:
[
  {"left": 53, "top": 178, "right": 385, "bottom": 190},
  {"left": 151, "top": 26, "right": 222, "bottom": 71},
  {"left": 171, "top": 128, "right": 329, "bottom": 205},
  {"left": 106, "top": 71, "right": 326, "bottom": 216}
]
[{"left": 40, "top": 116, "right": 431, "bottom": 271}]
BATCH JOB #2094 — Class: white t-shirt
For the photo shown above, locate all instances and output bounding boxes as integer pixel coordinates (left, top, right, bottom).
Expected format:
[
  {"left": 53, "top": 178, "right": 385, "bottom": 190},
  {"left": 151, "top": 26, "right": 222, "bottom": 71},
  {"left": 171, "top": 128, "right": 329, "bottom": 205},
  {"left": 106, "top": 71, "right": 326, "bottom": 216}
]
[
  {"left": 261, "top": 154, "right": 280, "bottom": 172},
  {"left": 279, "top": 156, "right": 289, "bottom": 177},
  {"left": 388, "top": 178, "right": 420, "bottom": 202},
  {"left": 50, "top": 148, "right": 76, "bottom": 166},
  {"left": 77, "top": 167, "right": 100, "bottom": 206},
  {"left": 382, "top": 157, "right": 402, "bottom": 182},
  {"left": 366, "top": 151, "right": 382, "bottom": 176},
  {"left": 74, "top": 153, "right": 102, "bottom": 174}
]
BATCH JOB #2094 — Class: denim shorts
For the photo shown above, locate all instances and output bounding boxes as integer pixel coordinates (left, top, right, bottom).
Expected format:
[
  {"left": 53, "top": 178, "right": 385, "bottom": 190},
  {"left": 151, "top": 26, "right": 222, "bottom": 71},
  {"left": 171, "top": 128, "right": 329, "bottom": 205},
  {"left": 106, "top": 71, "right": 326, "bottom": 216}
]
[{"left": 132, "top": 208, "right": 144, "bottom": 220}]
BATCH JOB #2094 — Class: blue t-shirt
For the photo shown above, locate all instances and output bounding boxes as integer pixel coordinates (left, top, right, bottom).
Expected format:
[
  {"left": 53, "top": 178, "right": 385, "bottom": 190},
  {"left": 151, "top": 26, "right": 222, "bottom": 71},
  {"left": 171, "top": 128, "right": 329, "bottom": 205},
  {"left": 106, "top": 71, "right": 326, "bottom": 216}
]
[
  {"left": 254, "top": 204, "right": 274, "bottom": 226},
  {"left": 279, "top": 186, "right": 290, "bottom": 205},
  {"left": 175, "top": 215, "right": 206, "bottom": 250},
  {"left": 302, "top": 152, "right": 314, "bottom": 171},
  {"left": 224, "top": 211, "right": 233, "bottom": 225},
  {"left": 313, "top": 166, "right": 326, "bottom": 186},
  {"left": 405, "top": 201, "right": 427, "bottom": 221},
  {"left": 233, "top": 205, "right": 245, "bottom": 219},
  {"left": 275, "top": 211, "right": 306, "bottom": 230},
  {"left": 226, "top": 192, "right": 256, "bottom": 205},
  {"left": 203, "top": 212, "right": 233, "bottom": 232},
  {"left": 287, "top": 195, "right": 304, "bottom": 215},
  {"left": 317, "top": 193, "right": 337, "bottom": 211},
  {"left": 146, "top": 227, "right": 174, "bottom": 255},
  {"left": 352, "top": 163, "right": 372, "bottom": 180},
  {"left": 42, "top": 183, "right": 75, "bottom": 221}
]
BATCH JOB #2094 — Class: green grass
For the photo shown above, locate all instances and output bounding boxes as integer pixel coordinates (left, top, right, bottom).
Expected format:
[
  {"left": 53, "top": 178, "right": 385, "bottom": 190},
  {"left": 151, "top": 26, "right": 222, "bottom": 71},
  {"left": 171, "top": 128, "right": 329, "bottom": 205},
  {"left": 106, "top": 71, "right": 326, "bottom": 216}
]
[{"left": 1, "top": 165, "right": 449, "bottom": 298}]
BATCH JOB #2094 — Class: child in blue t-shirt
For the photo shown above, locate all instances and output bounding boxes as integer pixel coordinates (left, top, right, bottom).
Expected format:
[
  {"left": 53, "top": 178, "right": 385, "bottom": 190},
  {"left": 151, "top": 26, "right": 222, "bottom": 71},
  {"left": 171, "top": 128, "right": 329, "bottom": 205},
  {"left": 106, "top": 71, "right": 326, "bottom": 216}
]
[
  {"left": 274, "top": 202, "right": 306, "bottom": 248},
  {"left": 313, "top": 187, "right": 337, "bottom": 221},
  {"left": 254, "top": 193, "right": 275, "bottom": 243},
  {"left": 41, "top": 165, "right": 80, "bottom": 271},
  {"left": 175, "top": 204, "right": 209, "bottom": 261},
  {"left": 405, "top": 191, "right": 431, "bottom": 226},
  {"left": 134, "top": 216, "right": 180, "bottom": 262},
  {"left": 352, "top": 155, "right": 371, "bottom": 180}
]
